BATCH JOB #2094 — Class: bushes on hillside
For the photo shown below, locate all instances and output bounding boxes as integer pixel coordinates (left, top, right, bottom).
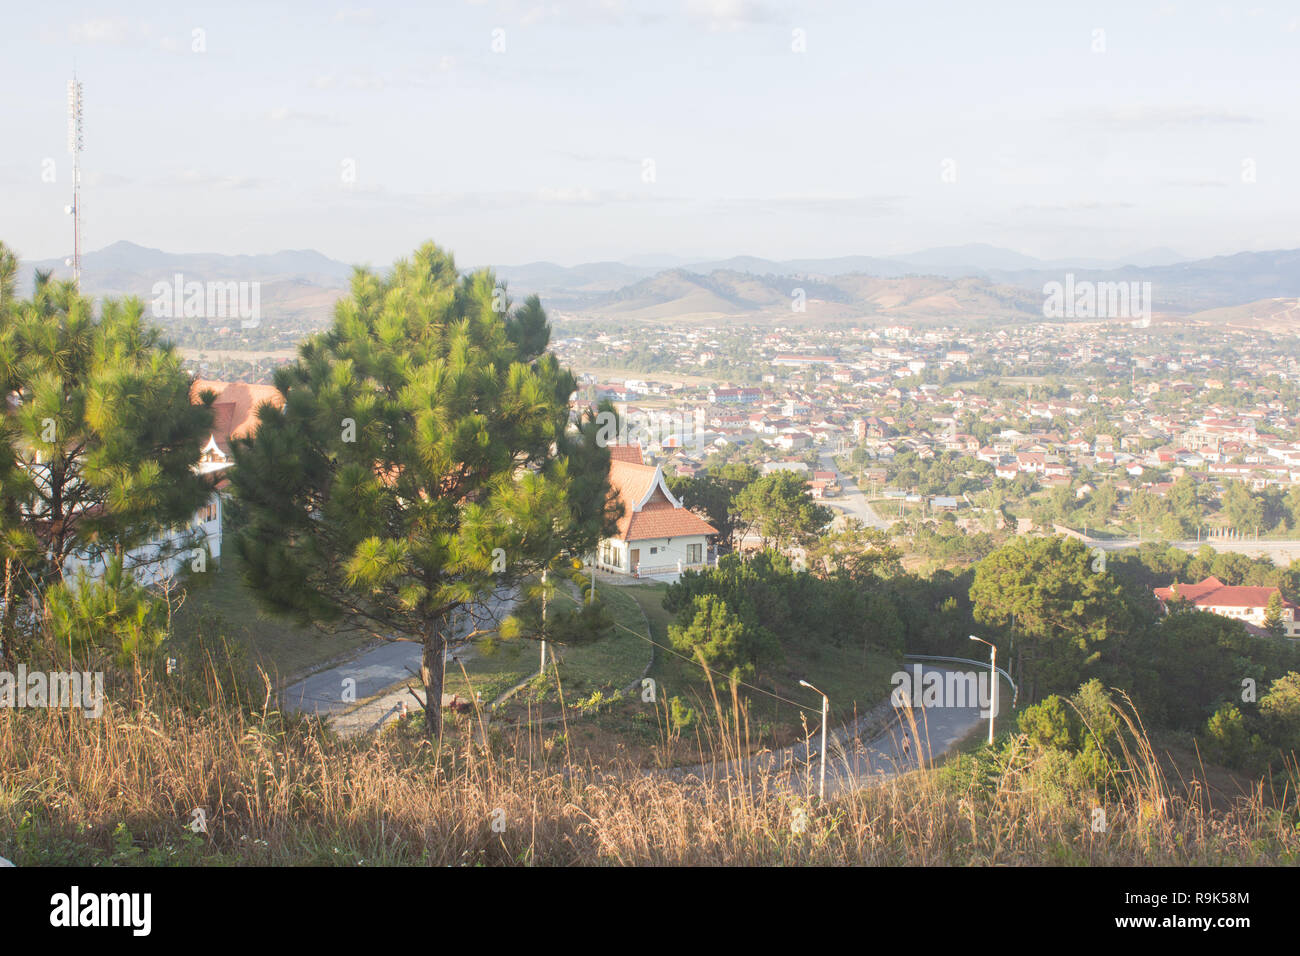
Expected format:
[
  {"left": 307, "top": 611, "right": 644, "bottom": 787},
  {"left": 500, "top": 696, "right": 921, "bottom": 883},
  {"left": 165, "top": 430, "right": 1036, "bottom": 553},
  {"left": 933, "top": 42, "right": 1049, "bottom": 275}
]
[
  {"left": 1203, "top": 672, "right": 1300, "bottom": 772},
  {"left": 966, "top": 536, "right": 1300, "bottom": 760},
  {"left": 1015, "top": 681, "right": 1128, "bottom": 790},
  {"left": 663, "top": 551, "right": 906, "bottom": 669},
  {"left": 668, "top": 594, "right": 778, "bottom": 681},
  {"left": 43, "top": 557, "right": 171, "bottom": 666}
]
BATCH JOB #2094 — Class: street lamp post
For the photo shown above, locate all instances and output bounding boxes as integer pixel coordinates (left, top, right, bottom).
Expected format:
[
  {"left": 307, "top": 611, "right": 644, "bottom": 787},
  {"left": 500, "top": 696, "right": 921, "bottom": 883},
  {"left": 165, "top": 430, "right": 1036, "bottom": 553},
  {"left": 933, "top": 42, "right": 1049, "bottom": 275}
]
[
  {"left": 799, "top": 679, "right": 828, "bottom": 802},
  {"left": 969, "top": 635, "right": 997, "bottom": 746},
  {"left": 540, "top": 569, "right": 548, "bottom": 675}
]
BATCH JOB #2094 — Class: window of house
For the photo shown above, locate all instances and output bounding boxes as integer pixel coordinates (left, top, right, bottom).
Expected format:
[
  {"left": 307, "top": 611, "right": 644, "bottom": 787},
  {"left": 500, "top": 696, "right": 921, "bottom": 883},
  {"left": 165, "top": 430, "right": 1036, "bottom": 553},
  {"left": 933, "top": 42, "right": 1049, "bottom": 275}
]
[{"left": 687, "top": 543, "right": 702, "bottom": 564}]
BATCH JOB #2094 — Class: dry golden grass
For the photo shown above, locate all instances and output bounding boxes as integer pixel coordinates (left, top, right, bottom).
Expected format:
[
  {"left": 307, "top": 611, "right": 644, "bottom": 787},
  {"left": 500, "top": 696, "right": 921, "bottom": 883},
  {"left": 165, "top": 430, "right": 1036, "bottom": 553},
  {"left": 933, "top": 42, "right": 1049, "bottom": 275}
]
[{"left": 2, "top": 661, "right": 1297, "bottom": 866}]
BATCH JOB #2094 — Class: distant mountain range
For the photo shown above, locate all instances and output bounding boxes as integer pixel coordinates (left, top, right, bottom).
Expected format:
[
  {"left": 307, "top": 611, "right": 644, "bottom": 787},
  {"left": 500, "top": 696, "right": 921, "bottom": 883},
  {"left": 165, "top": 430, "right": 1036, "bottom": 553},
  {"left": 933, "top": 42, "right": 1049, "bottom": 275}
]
[
  {"left": 481, "top": 243, "right": 1193, "bottom": 301},
  {"left": 569, "top": 269, "right": 1044, "bottom": 325},
  {"left": 16, "top": 240, "right": 1300, "bottom": 331},
  {"left": 478, "top": 245, "right": 1300, "bottom": 324},
  {"left": 20, "top": 241, "right": 355, "bottom": 293},
  {"left": 17, "top": 242, "right": 354, "bottom": 335},
  {"left": 476, "top": 245, "right": 1300, "bottom": 321}
]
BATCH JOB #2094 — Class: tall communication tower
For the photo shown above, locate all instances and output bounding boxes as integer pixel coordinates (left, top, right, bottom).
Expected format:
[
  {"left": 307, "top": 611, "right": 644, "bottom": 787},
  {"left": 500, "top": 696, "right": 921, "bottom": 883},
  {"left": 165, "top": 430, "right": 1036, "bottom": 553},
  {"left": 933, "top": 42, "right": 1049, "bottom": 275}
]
[{"left": 66, "top": 76, "right": 84, "bottom": 287}]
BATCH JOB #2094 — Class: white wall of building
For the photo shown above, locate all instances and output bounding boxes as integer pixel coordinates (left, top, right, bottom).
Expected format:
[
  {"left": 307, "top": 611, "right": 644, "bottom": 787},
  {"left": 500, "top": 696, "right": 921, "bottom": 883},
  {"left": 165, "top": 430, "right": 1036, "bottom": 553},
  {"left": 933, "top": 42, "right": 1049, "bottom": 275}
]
[
  {"left": 599, "top": 534, "right": 709, "bottom": 576},
  {"left": 62, "top": 492, "right": 223, "bottom": 589}
]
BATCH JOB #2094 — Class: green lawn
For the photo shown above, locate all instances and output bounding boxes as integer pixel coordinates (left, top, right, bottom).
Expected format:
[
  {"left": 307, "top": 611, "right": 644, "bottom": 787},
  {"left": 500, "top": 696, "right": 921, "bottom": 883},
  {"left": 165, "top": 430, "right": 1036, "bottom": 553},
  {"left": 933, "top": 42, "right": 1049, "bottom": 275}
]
[
  {"left": 170, "top": 550, "right": 371, "bottom": 684},
  {"left": 620, "top": 581, "right": 897, "bottom": 740},
  {"left": 172, "top": 555, "right": 652, "bottom": 711},
  {"left": 175, "top": 554, "right": 898, "bottom": 747},
  {"left": 620, "top": 581, "right": 674, "bottom": 645},
  {"left": 442, "top": 579, "right": 653, "bottom": 713},
  {"left": 871, "top": 499, "right": 903, "bottom": 517},
  {"left": 441, "top": 641, "right": 537, "bottom": 707}
]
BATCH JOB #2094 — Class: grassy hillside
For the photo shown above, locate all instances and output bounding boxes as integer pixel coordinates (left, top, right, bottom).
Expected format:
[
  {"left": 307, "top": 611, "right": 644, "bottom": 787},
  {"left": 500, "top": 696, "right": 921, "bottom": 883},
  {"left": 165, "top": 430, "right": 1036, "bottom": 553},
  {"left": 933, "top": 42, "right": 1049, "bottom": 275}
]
[
  {"left": 171, "top": 550, "right": 371, "bottom": 684},
  {"left": 2, "top": 666, "right": 1296, "bottom": 866}
]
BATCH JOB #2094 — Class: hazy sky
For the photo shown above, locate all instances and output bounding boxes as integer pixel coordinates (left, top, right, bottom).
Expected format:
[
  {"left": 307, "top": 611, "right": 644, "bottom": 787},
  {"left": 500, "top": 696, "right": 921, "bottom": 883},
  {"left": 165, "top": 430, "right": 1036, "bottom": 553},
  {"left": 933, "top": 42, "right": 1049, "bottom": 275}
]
[{"left": 3, "top": 1, "right": 1298, "bottom": 269}]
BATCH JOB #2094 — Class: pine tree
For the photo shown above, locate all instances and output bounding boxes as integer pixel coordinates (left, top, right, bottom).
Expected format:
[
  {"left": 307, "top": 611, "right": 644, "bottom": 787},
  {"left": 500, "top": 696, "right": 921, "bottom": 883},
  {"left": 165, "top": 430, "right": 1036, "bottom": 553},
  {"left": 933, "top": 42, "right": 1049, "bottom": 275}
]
[
  {"left": 732, "top": 470, "right": 833, "bottom": 551},
  {"left": 668, "top": 594, "right": 764, "bottom": 681},
  {"left": 0, "top": 247, "right": 215, "bottom": 663},
  {"left": 0, "top": 243, "right": 34, "bottom": 665},
  {"left": 969, "top": 535, "right": 1130, "bottom": 701},
  {"left": 229, "top": 242, "right": 616, "bottom": 737},
  {"left": 1263, "top": 591, "right": 1285, "bottom": 639}
]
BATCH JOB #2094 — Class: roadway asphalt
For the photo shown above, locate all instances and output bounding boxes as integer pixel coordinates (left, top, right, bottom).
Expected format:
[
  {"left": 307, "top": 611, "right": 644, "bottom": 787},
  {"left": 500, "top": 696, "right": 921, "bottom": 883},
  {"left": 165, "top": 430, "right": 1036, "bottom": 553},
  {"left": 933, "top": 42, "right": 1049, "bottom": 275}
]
[
  {"left": 818, "top": 451, "right": 894, "bottom": 531},
  {"left": 670, "top": 665, "right": 984, "bottom": 798},
  {"left": 280, "top": 589, "right": 516, "bottom": 717},
  {"left": 280, "top": 639, "right": 423, "bottom": 716}
]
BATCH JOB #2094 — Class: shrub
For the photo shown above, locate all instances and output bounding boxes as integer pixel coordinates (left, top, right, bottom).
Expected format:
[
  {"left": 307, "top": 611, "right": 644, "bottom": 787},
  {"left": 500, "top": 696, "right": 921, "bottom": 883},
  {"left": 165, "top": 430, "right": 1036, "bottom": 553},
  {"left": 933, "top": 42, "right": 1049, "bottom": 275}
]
[
  {"left": 1018, "top": 695, "right": 1073, "bottom": 750},
  {"left": 668, "top": 594, "right": 776, "bottom": 681}
]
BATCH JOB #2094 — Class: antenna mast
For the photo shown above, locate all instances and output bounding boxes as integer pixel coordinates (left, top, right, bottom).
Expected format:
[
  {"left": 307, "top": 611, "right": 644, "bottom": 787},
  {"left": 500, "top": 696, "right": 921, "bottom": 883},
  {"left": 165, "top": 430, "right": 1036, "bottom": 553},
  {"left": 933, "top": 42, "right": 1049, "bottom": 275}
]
[{"left": 66, "top": 76, "right": 84, "bottom": 288}]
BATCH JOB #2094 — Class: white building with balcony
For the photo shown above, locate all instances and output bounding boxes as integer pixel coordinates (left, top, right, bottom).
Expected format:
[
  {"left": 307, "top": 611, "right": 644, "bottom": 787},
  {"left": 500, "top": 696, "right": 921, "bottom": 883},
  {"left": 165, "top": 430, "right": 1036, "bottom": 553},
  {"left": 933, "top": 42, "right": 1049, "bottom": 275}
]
[{"left": 596, "top": 445, "right": 717, "bottom": 581}]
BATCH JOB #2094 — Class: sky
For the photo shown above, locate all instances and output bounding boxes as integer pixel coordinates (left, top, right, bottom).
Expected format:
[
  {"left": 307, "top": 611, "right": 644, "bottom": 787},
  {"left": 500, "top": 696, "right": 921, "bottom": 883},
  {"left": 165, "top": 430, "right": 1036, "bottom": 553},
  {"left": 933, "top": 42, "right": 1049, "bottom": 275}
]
[{"left": 3, "top": 0, "right": 1298, "bottom": 270}]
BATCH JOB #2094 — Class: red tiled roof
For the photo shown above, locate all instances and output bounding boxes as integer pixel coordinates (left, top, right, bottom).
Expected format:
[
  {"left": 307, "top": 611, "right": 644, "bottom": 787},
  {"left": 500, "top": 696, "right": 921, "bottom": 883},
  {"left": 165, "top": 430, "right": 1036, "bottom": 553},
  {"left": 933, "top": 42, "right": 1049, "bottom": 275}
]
[
  {"left": 608, "top": 444, "right": 644, "bottom": 465},
  {"left": 208, "top": 402, "right": 236, "bottom": 452},
  {"left": 608, "top": 459, "right": 717, "bottom": 542},
  {"left": 1154, "top": 576, "right": 1296, "bottom": 610},
  {"left": 191, "top": 379, "right": 285, "bottom": 452},
  {"left": 625, "top": 498, "right": 717, "bottom": 540}
]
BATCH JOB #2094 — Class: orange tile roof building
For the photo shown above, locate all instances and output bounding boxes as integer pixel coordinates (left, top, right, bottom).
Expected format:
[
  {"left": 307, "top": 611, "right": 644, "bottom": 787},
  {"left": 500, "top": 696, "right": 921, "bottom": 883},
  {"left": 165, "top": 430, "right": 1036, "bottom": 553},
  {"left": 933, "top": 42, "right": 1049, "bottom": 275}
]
[
  {"left": 1153, "top": 576, "right": 1299, "bottom": 637},
  {"left": 62, "top": 377, "right": 281, "bottom": 587},
  {"left": 597, "top": 445, "right": 717, "bottom": 580},
  {"left": 191, "top": 379, "right": 285, "bottom": 466}
]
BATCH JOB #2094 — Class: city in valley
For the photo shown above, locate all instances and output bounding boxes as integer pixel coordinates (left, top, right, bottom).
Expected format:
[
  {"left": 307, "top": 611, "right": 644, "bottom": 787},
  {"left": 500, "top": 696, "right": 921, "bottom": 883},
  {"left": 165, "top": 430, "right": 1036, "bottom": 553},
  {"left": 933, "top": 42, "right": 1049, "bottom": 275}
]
[{"left": 3, "top": 2, "right": 1297, "bottom": 908}]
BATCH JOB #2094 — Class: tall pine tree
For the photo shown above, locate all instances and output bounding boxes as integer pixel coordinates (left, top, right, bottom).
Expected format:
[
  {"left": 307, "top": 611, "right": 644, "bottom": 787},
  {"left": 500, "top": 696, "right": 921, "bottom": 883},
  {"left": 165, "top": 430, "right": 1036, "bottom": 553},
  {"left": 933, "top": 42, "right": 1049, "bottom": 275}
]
[
  {"left": 0, "top": 251, "right": 215, "bottom": 577},
  {"left": 229, "top": 242, "right": 616, "bottom": 736},
  {"left": 0, "top": 242, "right": 216, "bottom": 661}
]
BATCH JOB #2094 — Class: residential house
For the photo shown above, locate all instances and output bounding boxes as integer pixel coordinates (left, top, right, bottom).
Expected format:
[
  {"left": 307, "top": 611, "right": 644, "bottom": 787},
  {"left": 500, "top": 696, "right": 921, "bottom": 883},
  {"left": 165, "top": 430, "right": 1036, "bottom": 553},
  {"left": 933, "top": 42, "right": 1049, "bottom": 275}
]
[
  {"left": 63, "top": 378, "right": 283, "bottom": 587},
  {"left": 1153, "top": 577, "right": 1299, "bottom": 637},
  {"left": 597, "top": 446, "right": 717, "bottom": 580}
]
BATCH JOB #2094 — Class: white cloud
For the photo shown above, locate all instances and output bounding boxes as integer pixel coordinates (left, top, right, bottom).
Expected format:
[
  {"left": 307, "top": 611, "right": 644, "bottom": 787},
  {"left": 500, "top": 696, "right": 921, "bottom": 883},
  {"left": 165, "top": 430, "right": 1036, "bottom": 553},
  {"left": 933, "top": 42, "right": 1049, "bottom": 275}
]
[
  {"left": 61, "top": 18, "right": 191, "bottom": 54},
  {"left": 684, "top": 0, "right": 773, "bottom": 31},
  {"left": 172, "top": 169, "right": 275, "bottom": 189},
  {"left": 310, "top": 62, "right": 455, "bottom": 92},
  {"left": 334, "top": 8, "right": 377, "bottom": 25},
  {"left": 713, "top": 194, "right": 903, "bottom": 217},
  {"left": 1018, "top": 200, "right": 1139, "bottom": 211},
  {"left": 68, "top": 18, "right": 134, "bottom": 45},
  {"left": 1075, "top": 106, "right": 1261, "bottom": 129},
  {"left": 268, "top": 107, "right": 339, "bottom": 125}
]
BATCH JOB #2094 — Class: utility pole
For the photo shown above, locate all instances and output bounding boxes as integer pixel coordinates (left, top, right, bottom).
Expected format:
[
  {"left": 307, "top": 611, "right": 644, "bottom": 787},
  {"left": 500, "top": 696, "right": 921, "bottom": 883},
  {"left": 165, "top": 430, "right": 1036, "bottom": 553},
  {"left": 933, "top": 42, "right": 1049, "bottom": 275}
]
[{"left": 66, "top": 75, "right": 84, "bottom": 289}]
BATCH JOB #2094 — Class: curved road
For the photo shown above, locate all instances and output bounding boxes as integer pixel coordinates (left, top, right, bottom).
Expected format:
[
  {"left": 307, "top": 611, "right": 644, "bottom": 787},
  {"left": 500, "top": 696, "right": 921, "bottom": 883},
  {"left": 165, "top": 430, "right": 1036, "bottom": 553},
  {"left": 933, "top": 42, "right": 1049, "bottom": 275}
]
[
  {"left": 1089, "top": 535, "right": 1300, "bottom": 557},
  {"left": 280, "top": 588, "right": 517, "bottom": 717},
  {"left": 669, "top": 665, "right": 984, "bottom": 798}
]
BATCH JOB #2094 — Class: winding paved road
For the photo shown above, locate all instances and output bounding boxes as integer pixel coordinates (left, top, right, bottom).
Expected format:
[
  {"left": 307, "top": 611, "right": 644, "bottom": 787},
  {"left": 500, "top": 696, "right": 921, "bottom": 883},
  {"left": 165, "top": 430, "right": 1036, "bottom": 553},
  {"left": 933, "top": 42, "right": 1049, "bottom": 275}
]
[
  {"left": 281, "top": 592, "right": 985, "bottom": 799},
  {"left": 671, "top": 665, "right": 984, "bottom": 798},
  {"left": 1086, "top": 534, "right": 1300, "bottom": 566}
]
